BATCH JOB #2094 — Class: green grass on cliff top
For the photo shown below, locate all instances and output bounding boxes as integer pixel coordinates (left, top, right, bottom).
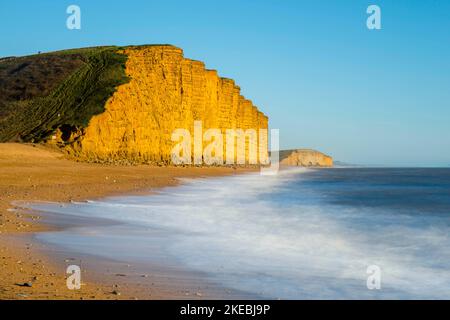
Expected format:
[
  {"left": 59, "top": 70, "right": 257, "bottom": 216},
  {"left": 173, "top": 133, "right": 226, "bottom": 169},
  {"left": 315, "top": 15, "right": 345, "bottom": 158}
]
[{"left": 0, "top": 46, "right": 130, "bottom": 142}]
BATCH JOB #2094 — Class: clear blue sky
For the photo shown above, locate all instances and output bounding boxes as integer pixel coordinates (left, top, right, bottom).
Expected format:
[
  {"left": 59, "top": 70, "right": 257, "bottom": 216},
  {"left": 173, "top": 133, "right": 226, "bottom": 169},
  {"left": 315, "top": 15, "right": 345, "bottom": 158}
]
[{"left": 1, "top": 0, "right": 449, "bottom": 166}]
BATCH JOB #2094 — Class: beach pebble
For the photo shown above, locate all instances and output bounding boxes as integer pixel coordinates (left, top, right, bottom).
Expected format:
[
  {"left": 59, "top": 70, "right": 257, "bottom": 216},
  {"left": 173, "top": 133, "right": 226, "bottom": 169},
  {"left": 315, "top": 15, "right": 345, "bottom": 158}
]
[{"left": 15, "top": 282, "right": 33, "bottom": 287}]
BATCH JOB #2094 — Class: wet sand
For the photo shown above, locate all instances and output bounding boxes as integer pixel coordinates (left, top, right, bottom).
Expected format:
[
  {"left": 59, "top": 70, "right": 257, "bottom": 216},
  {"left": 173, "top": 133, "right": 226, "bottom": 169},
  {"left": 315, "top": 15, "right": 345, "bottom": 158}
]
[{"left": 0, "top": 143, "right": 254, "bottom": 300}]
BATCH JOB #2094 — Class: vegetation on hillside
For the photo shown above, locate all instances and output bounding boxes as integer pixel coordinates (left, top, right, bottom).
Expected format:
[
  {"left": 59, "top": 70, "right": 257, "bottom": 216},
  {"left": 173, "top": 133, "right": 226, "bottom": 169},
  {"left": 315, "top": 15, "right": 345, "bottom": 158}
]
[{"left": 0, "top": 46, "right": 129, "bottom": 142}]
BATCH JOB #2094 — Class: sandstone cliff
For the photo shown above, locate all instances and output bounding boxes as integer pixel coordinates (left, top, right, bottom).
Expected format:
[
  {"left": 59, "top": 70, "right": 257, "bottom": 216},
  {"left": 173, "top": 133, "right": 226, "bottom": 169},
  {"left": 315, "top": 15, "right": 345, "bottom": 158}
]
[
  {"left": 279, "top": 149, "right": 333, "bottom": 167},
  {"left": 62, "top": 45, "right": 268, "bottom": 164}
]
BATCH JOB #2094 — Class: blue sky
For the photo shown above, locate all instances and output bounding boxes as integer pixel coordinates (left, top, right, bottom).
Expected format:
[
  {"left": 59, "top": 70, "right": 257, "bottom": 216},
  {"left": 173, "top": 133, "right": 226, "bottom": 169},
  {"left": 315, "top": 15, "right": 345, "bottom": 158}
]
[{"left": 1, "top": 0, "right": 449, "bottom": 166}]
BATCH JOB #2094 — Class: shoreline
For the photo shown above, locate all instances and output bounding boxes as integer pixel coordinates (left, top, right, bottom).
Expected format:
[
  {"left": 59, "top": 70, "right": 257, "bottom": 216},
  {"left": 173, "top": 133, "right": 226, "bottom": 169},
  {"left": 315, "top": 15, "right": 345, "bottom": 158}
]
[{"left": 0, "top": 143, "right": 256, "bottom": 300}]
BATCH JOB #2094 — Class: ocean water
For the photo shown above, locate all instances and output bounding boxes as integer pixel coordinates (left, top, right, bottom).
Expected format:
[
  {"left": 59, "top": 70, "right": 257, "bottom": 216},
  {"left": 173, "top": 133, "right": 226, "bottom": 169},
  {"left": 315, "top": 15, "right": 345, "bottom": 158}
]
[{"left": 22, "top": 168, "right": 450, "bottom": 299}]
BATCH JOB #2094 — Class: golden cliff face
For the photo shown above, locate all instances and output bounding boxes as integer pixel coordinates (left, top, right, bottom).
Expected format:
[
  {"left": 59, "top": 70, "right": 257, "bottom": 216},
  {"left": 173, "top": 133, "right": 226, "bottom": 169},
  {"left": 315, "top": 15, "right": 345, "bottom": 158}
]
[
  {"left": 279, "top": 149, "right": 333, "bottom": 167},
  {"left": 65, "top": 45, "right": 268, "bottom": 164}
]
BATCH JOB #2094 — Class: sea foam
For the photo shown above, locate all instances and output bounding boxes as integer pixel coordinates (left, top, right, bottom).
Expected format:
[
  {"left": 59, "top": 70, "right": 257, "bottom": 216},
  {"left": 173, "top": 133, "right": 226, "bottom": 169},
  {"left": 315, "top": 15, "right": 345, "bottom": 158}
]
[{"left": 22, "top": 168, "right": 450, "bottom": 299}]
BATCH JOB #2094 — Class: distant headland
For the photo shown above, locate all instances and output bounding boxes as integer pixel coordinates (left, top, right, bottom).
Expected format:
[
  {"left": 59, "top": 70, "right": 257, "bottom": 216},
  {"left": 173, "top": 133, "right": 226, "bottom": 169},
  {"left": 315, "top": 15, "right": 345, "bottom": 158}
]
[{"left": 278, "top": 149, "right": 333, "bottom": 167}]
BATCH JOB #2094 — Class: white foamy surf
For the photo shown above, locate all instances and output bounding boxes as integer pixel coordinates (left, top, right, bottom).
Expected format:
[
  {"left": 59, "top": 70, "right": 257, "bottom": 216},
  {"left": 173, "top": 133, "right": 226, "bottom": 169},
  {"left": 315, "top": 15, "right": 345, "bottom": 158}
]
[{"left": 20, "top": 168, "right": 450, "bottom": 299}]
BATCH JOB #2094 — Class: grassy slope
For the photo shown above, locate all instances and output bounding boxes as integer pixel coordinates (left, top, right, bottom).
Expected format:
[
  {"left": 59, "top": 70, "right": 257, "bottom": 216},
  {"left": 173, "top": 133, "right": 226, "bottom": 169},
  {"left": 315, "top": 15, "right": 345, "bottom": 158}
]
[{"left": 0, "top": 46, "right": 129, "bottom": 142}]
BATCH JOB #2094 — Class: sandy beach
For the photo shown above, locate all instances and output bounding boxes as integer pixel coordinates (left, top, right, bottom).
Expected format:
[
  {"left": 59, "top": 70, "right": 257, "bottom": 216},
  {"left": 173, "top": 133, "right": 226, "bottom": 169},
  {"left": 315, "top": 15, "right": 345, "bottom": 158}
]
[{"left": 0, "top": 143, "right": 254, "bottom": 300}]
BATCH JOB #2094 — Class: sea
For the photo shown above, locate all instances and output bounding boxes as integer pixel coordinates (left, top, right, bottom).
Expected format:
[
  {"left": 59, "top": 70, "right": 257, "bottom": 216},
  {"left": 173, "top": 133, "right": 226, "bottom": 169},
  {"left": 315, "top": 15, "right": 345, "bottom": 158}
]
[{"left": 20, "top": 168, "right": 450, "bottom": 299}]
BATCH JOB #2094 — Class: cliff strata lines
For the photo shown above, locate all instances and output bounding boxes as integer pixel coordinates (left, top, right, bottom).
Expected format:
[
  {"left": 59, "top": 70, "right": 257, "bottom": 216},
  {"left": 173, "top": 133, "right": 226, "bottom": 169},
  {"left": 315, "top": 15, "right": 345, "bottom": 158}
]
[{"left": 65, "top": 45, "right": 268, "bottom": 164}]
